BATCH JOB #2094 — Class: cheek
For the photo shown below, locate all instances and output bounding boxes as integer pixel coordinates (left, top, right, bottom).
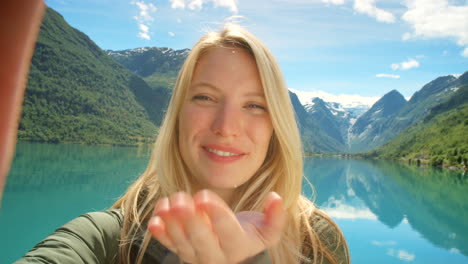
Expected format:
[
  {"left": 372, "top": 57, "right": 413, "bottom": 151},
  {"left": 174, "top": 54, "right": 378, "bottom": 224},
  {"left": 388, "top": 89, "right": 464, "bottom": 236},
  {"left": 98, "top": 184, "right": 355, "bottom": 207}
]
[
  {"left": 249, "top": 119, "right": 273, "bottom": 153},
  {"left": 179, "top": 105, "right": 211, "bottom": 143}
]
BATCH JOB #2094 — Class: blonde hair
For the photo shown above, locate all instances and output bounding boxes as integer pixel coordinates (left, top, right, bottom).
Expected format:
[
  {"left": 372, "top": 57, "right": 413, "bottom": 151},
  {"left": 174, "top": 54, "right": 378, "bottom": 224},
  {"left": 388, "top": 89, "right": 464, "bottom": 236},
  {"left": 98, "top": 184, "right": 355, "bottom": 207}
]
[{"left": 113, "top": 24, "right": 349, "bottom": 264}]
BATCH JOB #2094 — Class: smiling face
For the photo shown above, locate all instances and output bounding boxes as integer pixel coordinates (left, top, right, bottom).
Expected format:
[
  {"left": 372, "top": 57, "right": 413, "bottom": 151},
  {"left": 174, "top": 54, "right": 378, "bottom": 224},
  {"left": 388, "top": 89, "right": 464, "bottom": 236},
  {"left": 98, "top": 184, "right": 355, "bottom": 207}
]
[{"left": 178, "top": 47, "right": 273, "bottom": 202}]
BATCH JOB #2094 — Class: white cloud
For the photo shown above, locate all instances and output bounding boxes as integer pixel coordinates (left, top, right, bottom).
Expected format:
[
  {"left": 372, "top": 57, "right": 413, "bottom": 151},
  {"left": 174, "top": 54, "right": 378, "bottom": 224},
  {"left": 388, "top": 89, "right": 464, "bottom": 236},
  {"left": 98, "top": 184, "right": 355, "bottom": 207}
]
[
  {"left": 168, "top": 31, "right": 175, "bottom": 37},
  {"left": 131, "top": 1, "right": 157, "bottom": 40},
  {"left": 462, "top": 47, "right": 468, "bottom": 57},
  {"left": 402, "top": 32, "right": 411, "bottom": 41},
  {"left": 321, "top": 197, "right": 378, "bottom": 220},
  {"left": 387, "top": 249, "right": 416, "bottom": 262},
  {"left": 372, "top": 240, "right": 397, "bottom": 246},
  {"left": 139, "top": 24, "right": 149, "bottom": 33},
  {"left": 449, "top": 248, "right": 460, "bottom": 254},
  {"left": 376, "top": 73, "right": 400, "bottom": 78},
  {"left": 322, "top": 0, "right": 345, "bottom": 5},
  {"left": 398, "top": 250, "right": 416, "bottom": 262},
  {"left": 402, "top": 0, "right": 468, "bottom": 57},
  {"left": 138, "top": 32, "right": 151, "bottom": 40},
  {"left": 132, "top": 1, "right": 157, "bottom": 24},
  {"left": 354, "top": 0, "right": 396, "bottom": 23},
  {"left": 171, "top": 0, "right": 185, "bottom": 9},
  {"left": 391, "top": 59, "right": 420, "bottom": 70},
  {"left": 170, "top": 0, "right": 238, "bottom": 13}
]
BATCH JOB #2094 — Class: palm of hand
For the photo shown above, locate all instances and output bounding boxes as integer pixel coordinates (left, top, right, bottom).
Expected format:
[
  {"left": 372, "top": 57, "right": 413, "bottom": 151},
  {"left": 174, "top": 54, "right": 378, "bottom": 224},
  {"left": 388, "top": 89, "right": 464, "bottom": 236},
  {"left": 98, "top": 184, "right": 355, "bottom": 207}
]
[{"left": 148, "top": 190, "right": 286, "bottom": 264}]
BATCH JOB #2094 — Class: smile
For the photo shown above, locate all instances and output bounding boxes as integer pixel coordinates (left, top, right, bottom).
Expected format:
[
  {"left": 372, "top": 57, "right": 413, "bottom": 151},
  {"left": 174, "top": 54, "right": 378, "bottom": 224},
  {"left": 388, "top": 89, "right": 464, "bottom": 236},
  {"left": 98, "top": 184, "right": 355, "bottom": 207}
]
[{"left": 205, "top": 147, "right": 241, "bottom": 157}]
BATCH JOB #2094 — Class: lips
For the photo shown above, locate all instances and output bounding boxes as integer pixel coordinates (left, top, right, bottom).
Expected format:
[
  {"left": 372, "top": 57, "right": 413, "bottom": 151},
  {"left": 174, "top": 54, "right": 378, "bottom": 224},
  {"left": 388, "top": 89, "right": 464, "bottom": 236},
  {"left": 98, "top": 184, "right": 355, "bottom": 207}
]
[
  {"left": 202, "top": 144, "right": 246, "bottom": 163},
  {"left": 205, "top": 147, "right": 241, "bottom": 157}
]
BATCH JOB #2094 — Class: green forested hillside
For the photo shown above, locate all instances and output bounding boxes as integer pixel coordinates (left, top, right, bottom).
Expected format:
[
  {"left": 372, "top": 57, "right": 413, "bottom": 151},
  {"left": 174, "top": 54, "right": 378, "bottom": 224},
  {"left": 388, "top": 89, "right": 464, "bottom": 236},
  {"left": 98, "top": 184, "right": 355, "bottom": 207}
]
[
  {"left": 371, "top": 74, "right": 466, "bottom": 152},
  {"left": 18, "top": 8, "right": 167, "bottom": 145},
  {"left": 107, "top": 47, "right": 188, "bottom": 90},
  {"left": 370, "top": 84, "right": 468, "bottom": 168}
]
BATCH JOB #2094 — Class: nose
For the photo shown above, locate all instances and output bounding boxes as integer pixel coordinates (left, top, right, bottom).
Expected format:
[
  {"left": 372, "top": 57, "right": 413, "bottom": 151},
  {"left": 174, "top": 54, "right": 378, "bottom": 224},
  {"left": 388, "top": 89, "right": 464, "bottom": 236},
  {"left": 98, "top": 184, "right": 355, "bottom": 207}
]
[{"left": 211, "top": 103, "right": 242, "bottom": 137}]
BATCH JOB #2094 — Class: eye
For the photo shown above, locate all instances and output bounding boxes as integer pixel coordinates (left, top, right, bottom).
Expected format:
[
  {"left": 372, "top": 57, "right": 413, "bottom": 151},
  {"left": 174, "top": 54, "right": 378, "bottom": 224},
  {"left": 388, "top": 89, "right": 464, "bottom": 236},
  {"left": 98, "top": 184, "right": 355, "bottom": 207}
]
[
  {"left": 246, "top": 103, "right": 267, "bottom": 112},
  {"left": 192, "top": 95, "right": 212, "bottom": 101}
]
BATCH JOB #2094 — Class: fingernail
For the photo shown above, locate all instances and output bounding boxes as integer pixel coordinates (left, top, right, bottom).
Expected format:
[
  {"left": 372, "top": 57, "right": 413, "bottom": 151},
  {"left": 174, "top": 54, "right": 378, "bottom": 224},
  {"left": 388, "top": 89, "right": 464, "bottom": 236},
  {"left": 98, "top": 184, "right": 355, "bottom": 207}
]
[
  {"left": 172, "top": 192, "right": 187, "bottom": 206},
  {"left": 271, "top": 191, "right": 281, "bottom": 199},
  {"left": 150, "top": 216, "right": 162, "bottom": 224},
  {"left": 155, "top": 197, "right": 170, "bottom": 215},
  {"left": 199, "top": 189, "right": 211, "bottom": 202}
]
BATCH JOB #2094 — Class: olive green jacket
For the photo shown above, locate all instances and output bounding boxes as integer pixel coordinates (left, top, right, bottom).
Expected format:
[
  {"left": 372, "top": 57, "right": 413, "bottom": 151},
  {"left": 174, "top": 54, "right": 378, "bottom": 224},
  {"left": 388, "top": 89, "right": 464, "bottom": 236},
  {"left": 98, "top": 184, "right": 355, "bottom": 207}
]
[
  {"left": 14, "top": 209, "right": 348, "bottom": 264},
  {"left": 13, "top": 210, "right": 270, "bottom": 264}
]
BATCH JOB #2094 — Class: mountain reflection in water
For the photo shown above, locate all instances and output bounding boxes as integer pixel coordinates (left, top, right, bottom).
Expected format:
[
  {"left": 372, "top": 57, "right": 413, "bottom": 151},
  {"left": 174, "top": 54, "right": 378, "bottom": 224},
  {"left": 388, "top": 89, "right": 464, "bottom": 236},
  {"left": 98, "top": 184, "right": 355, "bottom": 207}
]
[
  {"left": 303, "top": 156, "right": 468, "bottom": 263},
  {"left": 0, "top": 143, "right": 467, "bottom": 264}
]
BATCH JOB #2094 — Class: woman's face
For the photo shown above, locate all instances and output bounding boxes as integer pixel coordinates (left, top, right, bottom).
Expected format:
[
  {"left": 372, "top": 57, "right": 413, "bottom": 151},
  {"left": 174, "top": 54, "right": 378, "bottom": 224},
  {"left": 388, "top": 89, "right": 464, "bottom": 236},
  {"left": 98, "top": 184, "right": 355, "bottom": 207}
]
[{"left": 178, "top": 47, "right": 273, "bottom": 200}]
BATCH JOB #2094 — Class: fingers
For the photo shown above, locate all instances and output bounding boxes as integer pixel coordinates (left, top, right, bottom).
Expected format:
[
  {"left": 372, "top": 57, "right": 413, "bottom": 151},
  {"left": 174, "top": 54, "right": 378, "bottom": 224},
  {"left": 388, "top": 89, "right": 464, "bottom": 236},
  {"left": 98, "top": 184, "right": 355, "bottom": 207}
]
[
  {"left": 260, "top": 192, "right": 286, "bottom": 246},
  {"left": 149, "top": 192, "right": 225, "bottom": 264},
  {"left": 194, "top": 190, "right": 250, "bottom": 262},
  {"left": 162, "top": 193, "right": 197, "bottom": 261},
  {"left": 147, "top": 216, "right": 175, "bottom": 251},
  {"left": 148, "top": 190, "right": 286, "bottom": 264},
  {"left": 183, "top": 205, "right": 225, "bottom": 263},
  {"left": 148, "top": 197, "right": 176, "bottom": 251}
]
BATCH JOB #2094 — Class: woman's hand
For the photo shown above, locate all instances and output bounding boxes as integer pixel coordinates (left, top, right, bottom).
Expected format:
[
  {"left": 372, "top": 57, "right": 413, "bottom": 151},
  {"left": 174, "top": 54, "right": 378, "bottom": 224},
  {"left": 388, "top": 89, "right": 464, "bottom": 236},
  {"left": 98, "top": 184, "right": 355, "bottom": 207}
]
[{"left": 147, "top": 190, "right": 286, "bottom": 264}]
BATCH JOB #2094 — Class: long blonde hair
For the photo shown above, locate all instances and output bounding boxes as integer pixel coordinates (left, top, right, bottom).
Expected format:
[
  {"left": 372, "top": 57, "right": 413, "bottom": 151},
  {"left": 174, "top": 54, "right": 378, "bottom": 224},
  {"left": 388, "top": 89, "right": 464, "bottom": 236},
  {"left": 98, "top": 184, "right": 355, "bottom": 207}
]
[{"left": 113, "top": 24, "right": 349, "bottom": 264}]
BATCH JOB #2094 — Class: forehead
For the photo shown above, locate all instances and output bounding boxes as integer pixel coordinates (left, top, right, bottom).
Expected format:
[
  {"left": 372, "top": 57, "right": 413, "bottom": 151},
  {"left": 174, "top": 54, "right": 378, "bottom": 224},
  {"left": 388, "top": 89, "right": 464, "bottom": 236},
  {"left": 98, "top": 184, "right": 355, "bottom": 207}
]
[{"left": 190, "top": 47, "right": 264, "bottom": 94}]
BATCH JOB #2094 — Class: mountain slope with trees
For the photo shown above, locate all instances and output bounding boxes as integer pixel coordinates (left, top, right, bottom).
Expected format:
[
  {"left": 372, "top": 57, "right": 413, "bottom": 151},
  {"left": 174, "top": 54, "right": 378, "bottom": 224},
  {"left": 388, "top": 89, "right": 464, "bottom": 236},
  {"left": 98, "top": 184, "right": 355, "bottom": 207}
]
[
  {"left": 18, "top": 7, "right": 167, "bottom": 145},
  {"left": 348, "top": 90, "right": 407, "bottom": 153},
  {"left": 370, "top": 84, "right": 468, "bottom": 168},
  {"left": 107, "top": 47, "right": 188, "bottom": 90},
  {"left": 366, "top": 73, "right": 466, "bottom": 151}
]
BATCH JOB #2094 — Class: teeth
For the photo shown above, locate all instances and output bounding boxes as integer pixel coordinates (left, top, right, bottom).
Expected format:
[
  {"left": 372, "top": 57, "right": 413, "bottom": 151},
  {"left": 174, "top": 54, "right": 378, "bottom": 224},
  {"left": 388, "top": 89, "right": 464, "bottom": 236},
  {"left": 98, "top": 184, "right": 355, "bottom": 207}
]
[{"left": 206, "top": 148, "right": 240, "bottom": 157}]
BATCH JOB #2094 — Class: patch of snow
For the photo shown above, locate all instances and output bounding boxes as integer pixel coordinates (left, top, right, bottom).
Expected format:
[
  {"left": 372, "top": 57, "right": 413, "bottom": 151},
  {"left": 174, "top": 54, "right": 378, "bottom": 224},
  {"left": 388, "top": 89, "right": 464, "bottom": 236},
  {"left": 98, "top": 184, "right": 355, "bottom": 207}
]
[
  {"left": 304, "top": 102, "right": 315, "bottom": 112},
  {"left": 289, "top": 88, "right": 379, "bottom": 109},
  {"left": 451, "top": 86, "right": 460, "bottom": 92}
]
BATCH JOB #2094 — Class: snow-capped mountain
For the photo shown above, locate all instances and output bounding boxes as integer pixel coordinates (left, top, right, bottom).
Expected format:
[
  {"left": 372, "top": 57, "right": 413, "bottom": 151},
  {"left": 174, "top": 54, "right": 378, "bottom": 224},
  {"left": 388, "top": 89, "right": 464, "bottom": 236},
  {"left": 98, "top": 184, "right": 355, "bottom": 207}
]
[
  {"left": 348, "top": 90, "right": 407, "bottom": 152},
  {"left": 106, "top": 47, "right": 190, "bottom": 59},
  {"left": 288, "top": 70, "right": 466, "bottom": 153},
  {"left": 289, "top": 88, "right": 379, "bottom": 118},
  {"left": 106, "top": 47, "right": 189, "bottom": 78}
]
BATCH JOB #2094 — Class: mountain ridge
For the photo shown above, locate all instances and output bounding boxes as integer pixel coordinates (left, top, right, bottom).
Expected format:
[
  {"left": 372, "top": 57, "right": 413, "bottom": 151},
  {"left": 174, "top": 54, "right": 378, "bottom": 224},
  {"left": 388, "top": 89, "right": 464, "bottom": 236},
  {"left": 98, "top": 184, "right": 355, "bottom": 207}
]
[
  {"left": 18, "top": 7, "right": 165, "bottom": 145},
  {"left": 21, "top": 7, "right": 467, "bottom": 158}
]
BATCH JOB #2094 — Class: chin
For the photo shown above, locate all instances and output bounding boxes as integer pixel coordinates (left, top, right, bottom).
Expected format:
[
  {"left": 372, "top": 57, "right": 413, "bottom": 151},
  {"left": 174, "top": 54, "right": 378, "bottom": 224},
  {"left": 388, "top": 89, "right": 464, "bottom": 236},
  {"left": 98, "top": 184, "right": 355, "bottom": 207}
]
[
  {"left": 199, "top": 172, "right": 243, "bottom": 189},
  {"left": 204, "top": 178, "right": 238, "bottom": 189}
]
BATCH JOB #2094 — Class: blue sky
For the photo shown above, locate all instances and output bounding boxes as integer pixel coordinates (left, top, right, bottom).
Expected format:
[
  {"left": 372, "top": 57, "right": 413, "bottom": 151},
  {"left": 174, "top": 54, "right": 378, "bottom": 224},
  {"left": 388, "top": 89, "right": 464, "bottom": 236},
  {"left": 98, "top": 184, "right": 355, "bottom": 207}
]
[{"left": 45, "top": 0, "right": 467, "bottom": 98}]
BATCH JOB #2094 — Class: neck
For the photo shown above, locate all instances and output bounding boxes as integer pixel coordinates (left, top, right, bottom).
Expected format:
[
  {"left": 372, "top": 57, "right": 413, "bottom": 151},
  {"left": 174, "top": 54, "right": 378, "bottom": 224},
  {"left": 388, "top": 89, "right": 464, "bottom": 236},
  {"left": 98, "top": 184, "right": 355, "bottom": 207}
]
[
  {"left": 194, "top": 185, "right": 235, "bottom": 208},
  {"left": 212, "top": 188, "right": 235, "bottom": 207}
]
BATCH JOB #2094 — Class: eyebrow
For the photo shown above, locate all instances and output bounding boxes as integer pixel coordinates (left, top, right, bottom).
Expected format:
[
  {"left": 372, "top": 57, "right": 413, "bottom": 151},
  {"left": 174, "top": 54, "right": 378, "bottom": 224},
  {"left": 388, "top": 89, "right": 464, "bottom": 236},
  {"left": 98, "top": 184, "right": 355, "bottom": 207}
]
[{"left": 190, "top": 81, "right": 265, "bottom": 98}]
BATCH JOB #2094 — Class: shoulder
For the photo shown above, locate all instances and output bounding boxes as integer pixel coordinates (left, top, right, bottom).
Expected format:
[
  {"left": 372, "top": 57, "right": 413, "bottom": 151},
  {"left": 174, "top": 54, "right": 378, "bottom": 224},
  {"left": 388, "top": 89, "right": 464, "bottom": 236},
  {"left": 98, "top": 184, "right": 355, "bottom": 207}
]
[
  {"left": 55, "top": 209, "right": 123, "bottom": 249},
  {"left": 72, "top": 209, "right": 123, "bottom": 236},
  {"left": 14, "top": 209, "right": 122, "bottom": 264},
  {"left": 299, "top": 198, "right": 350, "bottom": 264},
  {"left": 309, "top": 209, "right": 346, "bottom": 253}
]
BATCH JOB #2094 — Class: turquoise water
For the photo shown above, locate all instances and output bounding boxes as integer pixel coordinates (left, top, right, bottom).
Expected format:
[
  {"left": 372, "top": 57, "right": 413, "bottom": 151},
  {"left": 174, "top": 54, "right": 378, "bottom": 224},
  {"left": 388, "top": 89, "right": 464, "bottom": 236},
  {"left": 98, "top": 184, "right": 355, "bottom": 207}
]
[{"left": 1, "top": 142, "right": 467, "bottom": 263}]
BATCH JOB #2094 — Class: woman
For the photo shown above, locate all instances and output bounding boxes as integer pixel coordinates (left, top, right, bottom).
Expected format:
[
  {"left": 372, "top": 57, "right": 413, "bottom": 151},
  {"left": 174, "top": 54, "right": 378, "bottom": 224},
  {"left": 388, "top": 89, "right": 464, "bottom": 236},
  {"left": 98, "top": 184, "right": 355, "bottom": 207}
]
[{"left": 16, "top": 24, "right": 349, "bottom": 264}]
